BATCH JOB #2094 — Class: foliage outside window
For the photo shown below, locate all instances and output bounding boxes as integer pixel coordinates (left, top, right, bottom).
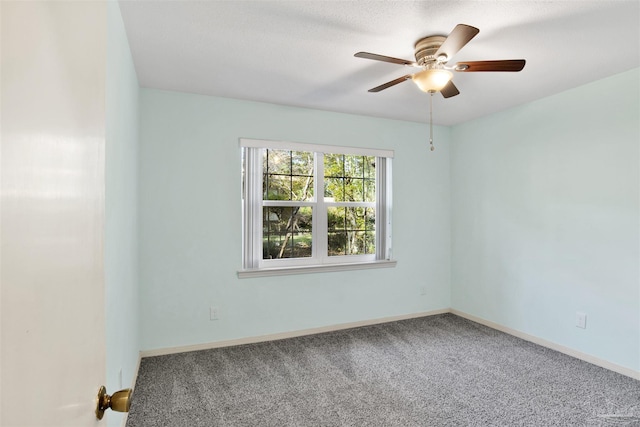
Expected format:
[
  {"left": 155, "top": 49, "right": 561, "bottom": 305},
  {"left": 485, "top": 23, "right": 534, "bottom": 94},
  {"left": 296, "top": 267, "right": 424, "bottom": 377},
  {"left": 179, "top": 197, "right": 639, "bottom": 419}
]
[{"left": 241, "top": 139, "right": 393, "bottom": 274}]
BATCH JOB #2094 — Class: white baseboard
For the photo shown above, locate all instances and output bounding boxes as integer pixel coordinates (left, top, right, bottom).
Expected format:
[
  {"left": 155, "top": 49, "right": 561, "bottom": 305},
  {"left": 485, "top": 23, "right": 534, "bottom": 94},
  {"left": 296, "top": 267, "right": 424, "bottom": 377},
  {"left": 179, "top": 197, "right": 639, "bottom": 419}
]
[
  {"left": 140, "top": 308, "right": 450, "bottom": 358},
  {"left": 138, "top": 308, "right": 639, "bottom": 381},
  {"left": 450, "top": 309, "right": 640, "bottom": 381}
]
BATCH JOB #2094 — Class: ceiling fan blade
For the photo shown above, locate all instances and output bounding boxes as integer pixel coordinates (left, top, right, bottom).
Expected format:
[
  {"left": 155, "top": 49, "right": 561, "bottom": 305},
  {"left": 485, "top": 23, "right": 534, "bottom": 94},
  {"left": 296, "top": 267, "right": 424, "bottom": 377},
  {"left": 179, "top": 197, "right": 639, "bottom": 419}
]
[
  {"left": 440, "top": 80, "right": 460, "bottom": 98},
  {"left": 454, "top": 59, "right": 526, "bottom": 72},
  {"left": 434, "top": 24, "right": 479, "bottom": 62},
  {"left": 368, "top": 74, "right": 413, "bottom": 92},
  {"left": 355, "top": 52, "right": 417, "bottom": 66}
]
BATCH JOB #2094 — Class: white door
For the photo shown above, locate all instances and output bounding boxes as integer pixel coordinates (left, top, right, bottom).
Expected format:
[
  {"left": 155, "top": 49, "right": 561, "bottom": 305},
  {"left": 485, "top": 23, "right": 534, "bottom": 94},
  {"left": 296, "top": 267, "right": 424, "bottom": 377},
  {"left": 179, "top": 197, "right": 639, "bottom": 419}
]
[{"left": 2, "top": 2, "right": 108, "bottom": 426}]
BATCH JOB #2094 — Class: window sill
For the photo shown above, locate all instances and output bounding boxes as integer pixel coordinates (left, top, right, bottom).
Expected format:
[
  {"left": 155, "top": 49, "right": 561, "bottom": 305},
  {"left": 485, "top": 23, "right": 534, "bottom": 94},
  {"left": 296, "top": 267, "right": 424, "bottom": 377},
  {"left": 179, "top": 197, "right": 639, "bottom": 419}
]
[{"left": 237, "top": 259, "right": 397, "bottom": 279}]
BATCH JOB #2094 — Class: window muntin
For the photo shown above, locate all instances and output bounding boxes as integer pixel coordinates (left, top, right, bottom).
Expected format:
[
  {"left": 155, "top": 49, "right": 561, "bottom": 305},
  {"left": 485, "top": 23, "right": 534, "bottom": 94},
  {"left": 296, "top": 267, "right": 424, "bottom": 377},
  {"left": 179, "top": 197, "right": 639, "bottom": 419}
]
[
  {"left": 241, "top": 139, "right": 392, "bottom": 271},
  {"left": 327, "top": 206, "right": 375, "bottom": 256},
  {"left": 263, "top": 150, "right": 314, "bottom": 201},
  {"left": 324, "top": 154, "right": 375, "bottom": 202},
  {"left": 263, "top": 206, "right": 313, "bottom": 259}
]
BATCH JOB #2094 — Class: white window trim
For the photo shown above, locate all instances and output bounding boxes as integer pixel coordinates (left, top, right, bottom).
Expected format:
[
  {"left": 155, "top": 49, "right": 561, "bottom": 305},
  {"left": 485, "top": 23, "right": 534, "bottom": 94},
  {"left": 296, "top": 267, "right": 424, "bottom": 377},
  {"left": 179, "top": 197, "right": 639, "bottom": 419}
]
[
  {"left": 237, "top": 259, "right": 397, "bottom": 278},
  {"left": 239, "top": 138, "right": 395, "bottom": 277},
  {"left": 240, "top": 138, "right": 394, "bottom": 158}
]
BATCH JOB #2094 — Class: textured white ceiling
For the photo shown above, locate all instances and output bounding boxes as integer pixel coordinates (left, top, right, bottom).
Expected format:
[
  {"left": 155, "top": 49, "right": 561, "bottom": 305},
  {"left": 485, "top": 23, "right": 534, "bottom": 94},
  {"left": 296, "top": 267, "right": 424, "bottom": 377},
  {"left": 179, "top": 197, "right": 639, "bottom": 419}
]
[{"left": 118, "top": 0, "right": 640, "bottom": 125}]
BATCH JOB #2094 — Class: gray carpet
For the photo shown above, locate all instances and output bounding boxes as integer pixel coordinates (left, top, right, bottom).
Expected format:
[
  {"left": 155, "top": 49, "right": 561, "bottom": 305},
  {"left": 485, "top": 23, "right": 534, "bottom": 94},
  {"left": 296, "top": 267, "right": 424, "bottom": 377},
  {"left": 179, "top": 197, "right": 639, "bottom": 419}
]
[{"left": 126, "top": 314, "right": 640, "bottom": 426}]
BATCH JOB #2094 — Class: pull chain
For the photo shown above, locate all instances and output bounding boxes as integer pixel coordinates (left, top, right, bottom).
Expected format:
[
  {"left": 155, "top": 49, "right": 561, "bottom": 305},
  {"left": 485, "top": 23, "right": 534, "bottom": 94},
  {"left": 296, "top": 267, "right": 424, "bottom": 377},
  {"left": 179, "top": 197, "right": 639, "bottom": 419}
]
[{"left": 429, "top": 91, "right": 435, "bottom": 151}]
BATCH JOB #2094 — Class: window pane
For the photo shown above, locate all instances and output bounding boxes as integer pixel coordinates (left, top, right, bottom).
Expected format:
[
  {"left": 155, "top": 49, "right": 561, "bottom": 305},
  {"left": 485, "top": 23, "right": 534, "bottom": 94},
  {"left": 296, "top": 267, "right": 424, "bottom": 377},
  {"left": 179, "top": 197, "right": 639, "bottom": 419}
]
[
  {"left": 327, "top": 232, "right": 347, "bottom": 256},
  {"left": 324, "top": 177, "right": 342, "bottom": 201},
  {"left": 291, "top": 151, "right": 313, "bottom": 176},
  {"left": 343, "top": 178, "right": 363, "bottom": 202},
  {"left": 263, "top": 206, "right": 312, "bottom": 259},
  {"left": 291, "top": 176, "right": 313, "bottom": 201},
  {"left": 324, "top": 153, "right": 343, "bottom": 177},
  {"left": 327, "top": 207, "right": 375, "bottom": 256},
  {"left": 264, "top": 174, "right": 290, "bottom": 200},
  {"left": 265, "top": 149, "right": 291, "bottom": 175},
  {"left": 364, "top": 178, "right": 375, "bottom": 202},
  {"left": 364, "top": 157, "right": 375, "bottom": 179},
  {"left": 345, "top": 155, "right": 362, "bottom": 177},
  {"left": 324, "top": 154, "right": 376, "bottom": 202},
  {"left": 264, "top": 149, "right": 313, "bottom": 201}
]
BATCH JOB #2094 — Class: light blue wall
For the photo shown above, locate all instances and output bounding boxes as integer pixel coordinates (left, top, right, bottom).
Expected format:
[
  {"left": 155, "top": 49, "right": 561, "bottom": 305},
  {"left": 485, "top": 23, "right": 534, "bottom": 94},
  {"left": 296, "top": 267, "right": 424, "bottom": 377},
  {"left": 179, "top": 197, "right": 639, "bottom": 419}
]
[
  {"left": 139, "top": 89, "right": 452, "bottom": 351},
  {"left": 137, "top": 60, "right": 638, "bottom": 372},
  {"left": 105, "top": 2, "right": 139, "bottom": 425},
  {"left": 451, "top": 68, "right": 640, "bottom": 371}
]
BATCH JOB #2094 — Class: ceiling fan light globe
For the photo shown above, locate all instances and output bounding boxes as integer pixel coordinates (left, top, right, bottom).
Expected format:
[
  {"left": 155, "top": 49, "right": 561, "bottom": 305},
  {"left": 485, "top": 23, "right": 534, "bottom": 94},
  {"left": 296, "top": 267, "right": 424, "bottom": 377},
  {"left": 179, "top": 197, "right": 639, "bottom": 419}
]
[{"left": 412, "top": 69, "right": 453, "bottom": 92}]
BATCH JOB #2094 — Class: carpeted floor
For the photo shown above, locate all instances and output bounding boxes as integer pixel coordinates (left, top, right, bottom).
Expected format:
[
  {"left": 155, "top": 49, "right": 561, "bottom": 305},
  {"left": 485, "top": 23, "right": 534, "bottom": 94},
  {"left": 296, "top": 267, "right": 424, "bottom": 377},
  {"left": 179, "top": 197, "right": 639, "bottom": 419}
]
[{"left": 126, "top": 314, "right": 640, "bottom": 426}]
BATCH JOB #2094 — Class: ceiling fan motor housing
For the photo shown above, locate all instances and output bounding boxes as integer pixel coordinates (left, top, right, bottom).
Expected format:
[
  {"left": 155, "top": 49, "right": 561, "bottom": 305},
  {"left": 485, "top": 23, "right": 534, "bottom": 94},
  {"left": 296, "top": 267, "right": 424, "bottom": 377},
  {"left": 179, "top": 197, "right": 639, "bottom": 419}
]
[{"left": 414, "top": 36, "right": 446, "bottom": 66}]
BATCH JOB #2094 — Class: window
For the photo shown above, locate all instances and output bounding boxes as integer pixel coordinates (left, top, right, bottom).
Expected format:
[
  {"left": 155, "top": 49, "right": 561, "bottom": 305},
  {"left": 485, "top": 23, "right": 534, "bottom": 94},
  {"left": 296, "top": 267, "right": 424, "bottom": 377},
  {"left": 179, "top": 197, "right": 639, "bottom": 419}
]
[{"left": 240, "top": 139, "right": 395, "bottom": 276}]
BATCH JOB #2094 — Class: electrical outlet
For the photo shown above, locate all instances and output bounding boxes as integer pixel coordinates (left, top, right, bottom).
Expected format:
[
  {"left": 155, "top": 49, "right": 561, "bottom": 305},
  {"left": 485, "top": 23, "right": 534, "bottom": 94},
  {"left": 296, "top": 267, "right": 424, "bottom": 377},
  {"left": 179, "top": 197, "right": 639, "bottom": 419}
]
[
  {"left": 420, "top": 287, "right": 427, "bottom": 295},
  {"left": 576, "top": 312, "right": 587, "bottom": 329},
  {"left": 210, "top": 306, "right": 219, "bottom": 321}
]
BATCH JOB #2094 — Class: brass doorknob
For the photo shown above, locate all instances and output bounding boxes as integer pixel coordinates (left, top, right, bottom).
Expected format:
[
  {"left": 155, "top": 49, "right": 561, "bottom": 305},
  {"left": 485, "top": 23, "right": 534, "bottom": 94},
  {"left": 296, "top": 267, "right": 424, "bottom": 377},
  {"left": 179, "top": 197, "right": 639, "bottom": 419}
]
[{"left": 95, "top": 386, "right": 132, "bottom": 420}]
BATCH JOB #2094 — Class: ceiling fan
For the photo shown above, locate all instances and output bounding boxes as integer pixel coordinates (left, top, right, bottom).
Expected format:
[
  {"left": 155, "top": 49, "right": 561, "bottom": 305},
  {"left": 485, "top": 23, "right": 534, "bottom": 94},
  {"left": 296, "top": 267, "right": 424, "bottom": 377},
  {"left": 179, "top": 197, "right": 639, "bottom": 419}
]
[{"left": 354, "top": 24, "right": 526, "bottom": 98}]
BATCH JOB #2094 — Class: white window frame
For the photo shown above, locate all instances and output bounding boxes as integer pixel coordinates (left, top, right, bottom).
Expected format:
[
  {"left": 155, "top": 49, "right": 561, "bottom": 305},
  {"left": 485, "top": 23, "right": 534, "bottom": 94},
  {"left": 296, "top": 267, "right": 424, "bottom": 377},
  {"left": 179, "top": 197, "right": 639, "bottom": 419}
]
[{"left": 239, "top": 138, "right": 396, "bottom": 278}]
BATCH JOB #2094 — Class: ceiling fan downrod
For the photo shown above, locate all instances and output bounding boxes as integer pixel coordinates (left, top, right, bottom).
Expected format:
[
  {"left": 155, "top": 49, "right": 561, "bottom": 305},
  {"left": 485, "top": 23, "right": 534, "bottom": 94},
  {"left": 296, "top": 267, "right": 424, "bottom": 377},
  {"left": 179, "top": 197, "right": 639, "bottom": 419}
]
[{"left": 429, "top": 92, "right": 435, "bottom": 151}]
